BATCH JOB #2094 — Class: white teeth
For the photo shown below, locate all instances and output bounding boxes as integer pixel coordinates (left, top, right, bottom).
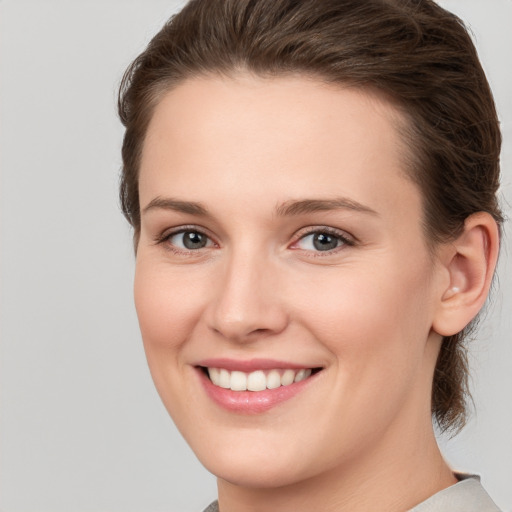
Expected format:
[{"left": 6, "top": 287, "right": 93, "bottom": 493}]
[
  {"left": 219, "top": 368, "right": 231, "bottom": 388},
  {"left": 281, "top": 369, "right": 296, "bottom": 386},
  {"left": 206, "top": 367, "right": 314, "bottom": 391},
  {"left": 247, "top": 370, "right": 267, "bottom": 391},
  {"left": 230, "top": 371, "right": 247, "bottom": 391},
  {"left": 208, "top": 367, "right": 220, "bottom": 383},
  {"left": 294, "top": 369, "right": 311, "bottom": 382},
  {"left": 266, "top": 369, "right": 281, "bottom": 389},
  {"left": 294, "top": 369, "right": 306, "bottom": 382}
]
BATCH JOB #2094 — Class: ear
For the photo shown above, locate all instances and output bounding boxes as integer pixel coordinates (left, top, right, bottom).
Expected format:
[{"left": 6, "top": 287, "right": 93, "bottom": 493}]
[{"left": 432, "top": 212, "right": 500, "bottom": 337}]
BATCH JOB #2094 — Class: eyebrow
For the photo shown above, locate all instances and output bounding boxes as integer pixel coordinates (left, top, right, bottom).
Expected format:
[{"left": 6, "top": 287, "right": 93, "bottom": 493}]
[
  {"left": 275, "top": 198, "right": 378, "bottom": 217},
  {"left": 142, "top": 197, "right": 209, "bottom": 216},
  {"left": 142, "top": 196, "right": 378, "bottom": 218}
]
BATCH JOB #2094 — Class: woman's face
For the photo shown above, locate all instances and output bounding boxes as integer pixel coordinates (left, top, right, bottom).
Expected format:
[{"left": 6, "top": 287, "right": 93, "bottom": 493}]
[{"left": 135, "top": 75, "right": 446, "bottom": 488}]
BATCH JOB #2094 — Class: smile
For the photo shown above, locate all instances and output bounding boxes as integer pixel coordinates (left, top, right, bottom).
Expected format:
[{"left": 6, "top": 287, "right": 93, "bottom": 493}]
[
  {"left": 196, "top": 362, "right": 323, "bottom": 414},
  {"left": 206, "top": 367, "right": 313, "bottom": 391}
]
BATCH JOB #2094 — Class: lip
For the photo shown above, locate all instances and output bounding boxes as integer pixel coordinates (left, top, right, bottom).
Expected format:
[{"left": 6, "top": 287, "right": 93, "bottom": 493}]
[
  {"left": 195, "top": 359, "right": 322, "bottom": 414},
  {"left": 196, "top": 358, "right": 316, "bottom": 372}
]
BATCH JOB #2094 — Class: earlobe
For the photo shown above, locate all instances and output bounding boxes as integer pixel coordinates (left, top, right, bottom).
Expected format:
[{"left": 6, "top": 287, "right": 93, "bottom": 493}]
[{"left": 432, "top": 212, "right": 500, "bottom": 337}]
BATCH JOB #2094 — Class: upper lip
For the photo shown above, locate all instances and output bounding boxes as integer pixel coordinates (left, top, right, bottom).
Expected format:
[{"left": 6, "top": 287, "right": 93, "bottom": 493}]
[{"left": 196, "top": 358, "right": 321, "bottom": 372}]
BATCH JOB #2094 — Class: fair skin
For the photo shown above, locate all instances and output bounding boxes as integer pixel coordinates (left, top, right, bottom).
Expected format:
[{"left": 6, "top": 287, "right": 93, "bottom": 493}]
[{"left": 134, "top": 74, "right": 498, "bottom": 512}]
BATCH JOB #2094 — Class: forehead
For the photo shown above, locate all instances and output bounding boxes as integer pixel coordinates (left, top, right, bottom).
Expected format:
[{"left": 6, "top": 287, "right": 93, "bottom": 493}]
[
  {"left": 143, "top": 73, "right": 408, "bottom": 159},
  {"left": 139, "top": 74, "right": 418, "bottom": 221}
]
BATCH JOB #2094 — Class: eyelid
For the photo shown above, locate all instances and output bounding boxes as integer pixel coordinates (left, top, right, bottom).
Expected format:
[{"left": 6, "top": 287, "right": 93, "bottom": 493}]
[
  {"left": 154, "top": 224, "right": 218, "bottom": 251},
  {"left": 290, "top": 226, "right": 356, "bottom": 252},
  {"left": 152, "top": 224, "right": 355, "bottom": 254}
]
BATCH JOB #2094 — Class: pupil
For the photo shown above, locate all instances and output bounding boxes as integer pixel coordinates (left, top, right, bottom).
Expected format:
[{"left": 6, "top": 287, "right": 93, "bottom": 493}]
[
  {"left": 183, "top": 231, "right": 206, "bottom": 249},
  {"left": 313, "top": 233, "right": 338, "bottom": 251}
]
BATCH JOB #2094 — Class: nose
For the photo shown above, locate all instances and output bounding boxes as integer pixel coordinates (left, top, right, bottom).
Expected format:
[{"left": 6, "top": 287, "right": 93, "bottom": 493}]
[{"left": 205, "top": 249, "right": 289, "bottom": 342}]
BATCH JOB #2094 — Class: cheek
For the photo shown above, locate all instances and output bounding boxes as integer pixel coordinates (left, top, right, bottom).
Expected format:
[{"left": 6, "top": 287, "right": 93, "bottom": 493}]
[
  {"left": 293, "top": 259, "right": 435, "bottom": 374},
  {"left": 133, "top": 258, "right": 212, "bottom": 423},
  {"left": 286, "top": 263, "right": 436, "bottom": 453},
  {"left": 133, "top": 259, "right": 206, "bottom": 355}
]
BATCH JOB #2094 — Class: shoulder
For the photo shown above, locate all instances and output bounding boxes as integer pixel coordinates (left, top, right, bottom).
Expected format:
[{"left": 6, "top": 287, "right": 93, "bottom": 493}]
[
  {"left": 201, "top": 475, "right": 501, "bottom": 512},
  {"left": 409, "top": 474, "right": 502, "bottom": 512},
  {"left": 202, "top": 500, "right": 219, "bottom": 512}
]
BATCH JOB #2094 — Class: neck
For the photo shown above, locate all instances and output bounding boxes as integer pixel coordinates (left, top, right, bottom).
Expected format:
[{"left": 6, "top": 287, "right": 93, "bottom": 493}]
[{"left": 216, "top": 416, "right": 456, "bottom": 512}]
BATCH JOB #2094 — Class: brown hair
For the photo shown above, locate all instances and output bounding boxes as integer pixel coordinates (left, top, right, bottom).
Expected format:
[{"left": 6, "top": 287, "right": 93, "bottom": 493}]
[{"left": 118, "top": 0, "right": 503, "bottom": 432}]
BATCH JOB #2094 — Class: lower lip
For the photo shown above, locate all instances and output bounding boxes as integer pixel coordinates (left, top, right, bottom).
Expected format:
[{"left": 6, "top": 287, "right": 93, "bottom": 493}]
[{"left": 197, "top": 368, "right": 319, "bottom": 414}]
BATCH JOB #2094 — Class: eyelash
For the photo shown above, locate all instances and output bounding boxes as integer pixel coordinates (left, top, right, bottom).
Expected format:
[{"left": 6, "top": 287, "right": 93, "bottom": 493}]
[
  {"left": 154, "top": 226, "right": 356, "bottom": 255},
  {"left": 154, "top": 225, "right": 217, "bottom": 255},
  {"left": 291, "top": 226, "right": 356, "bottom": 256}
]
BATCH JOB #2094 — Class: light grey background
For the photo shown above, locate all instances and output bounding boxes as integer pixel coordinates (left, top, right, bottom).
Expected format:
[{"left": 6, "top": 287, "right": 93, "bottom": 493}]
[{"left": 0, "top": 1, "right": 510, "bottom": 511}]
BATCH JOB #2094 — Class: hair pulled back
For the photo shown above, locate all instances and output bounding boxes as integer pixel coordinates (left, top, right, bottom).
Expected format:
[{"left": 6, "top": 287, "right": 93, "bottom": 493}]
[{"left": 118, "top": 0, "right": 503, "bottom": 432}]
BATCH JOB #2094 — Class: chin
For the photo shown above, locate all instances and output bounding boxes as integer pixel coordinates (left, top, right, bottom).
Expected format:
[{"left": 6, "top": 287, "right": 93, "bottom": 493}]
[
  {"left": 202, "top": 454, "right": 307, "bottom": 489},
  {"left": 185, "top": 424, "right": 332, "bottom": 490}
]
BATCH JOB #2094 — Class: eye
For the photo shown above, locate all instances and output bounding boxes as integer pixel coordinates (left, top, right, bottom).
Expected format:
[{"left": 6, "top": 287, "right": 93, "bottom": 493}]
[
  {"left": 294, "top": 229, "right": 353, "bottom": 252},
  {"left": 167, "top": 230, "right": 214, "bottom": 250}
]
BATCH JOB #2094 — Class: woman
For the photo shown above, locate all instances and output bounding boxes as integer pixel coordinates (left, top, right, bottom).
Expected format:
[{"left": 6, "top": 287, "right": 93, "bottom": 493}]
[{"left": 118, "top": 0, "right": 503, "bottom": 510}]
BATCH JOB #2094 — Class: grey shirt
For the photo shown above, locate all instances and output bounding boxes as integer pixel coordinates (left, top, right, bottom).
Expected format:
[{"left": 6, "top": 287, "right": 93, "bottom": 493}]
[
  {"left": 202, "top": 474, "right": 501, "bottom": 512},
  {"left": 410, "top": 474, "right": 501, "bottom": 512}
]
